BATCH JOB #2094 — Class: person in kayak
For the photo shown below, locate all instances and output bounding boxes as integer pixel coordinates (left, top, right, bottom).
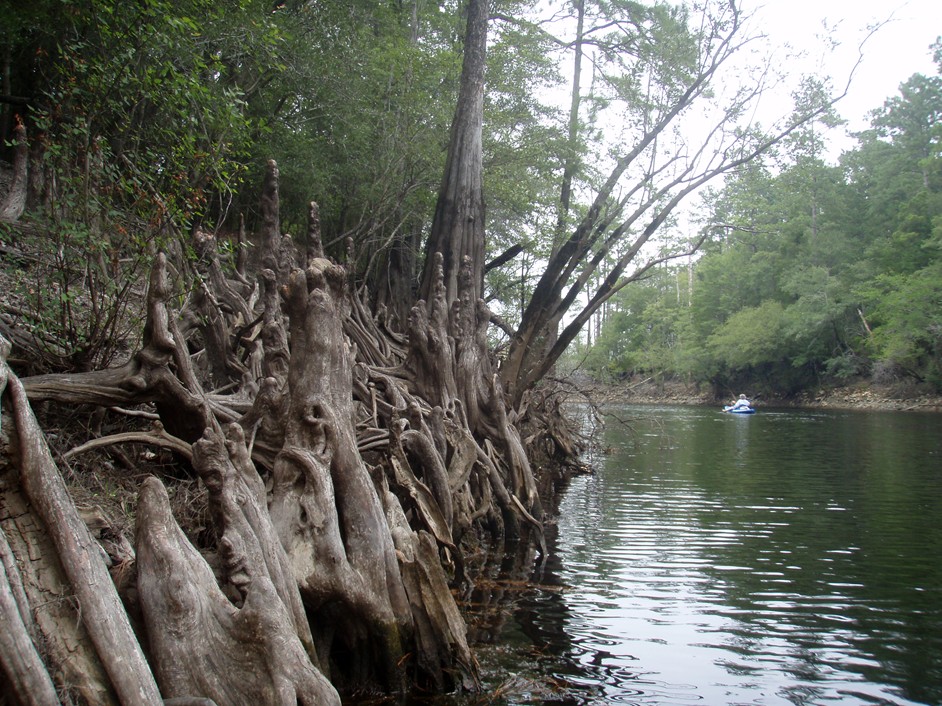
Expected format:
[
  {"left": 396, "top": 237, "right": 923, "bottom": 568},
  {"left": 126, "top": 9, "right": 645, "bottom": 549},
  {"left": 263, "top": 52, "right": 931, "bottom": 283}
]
[{"left": 729, "top": 394, "right": 752, "bottom": 410}]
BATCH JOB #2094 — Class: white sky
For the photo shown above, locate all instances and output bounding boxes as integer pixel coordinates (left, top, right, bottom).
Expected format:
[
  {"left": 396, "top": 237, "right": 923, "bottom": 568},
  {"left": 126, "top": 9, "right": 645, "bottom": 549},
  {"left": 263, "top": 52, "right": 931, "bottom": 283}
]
[
  {"left": 748, "top": 0, "right": 941, "bottom": 139},
  {"left": 533, "top": 0, "right": 942, "bottom": 163}
]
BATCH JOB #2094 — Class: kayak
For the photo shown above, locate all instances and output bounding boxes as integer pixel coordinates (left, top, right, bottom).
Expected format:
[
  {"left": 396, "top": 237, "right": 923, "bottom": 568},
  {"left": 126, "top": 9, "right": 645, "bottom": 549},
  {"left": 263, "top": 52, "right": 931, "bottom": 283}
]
[{"left": 723, "top": 406, "right": 756, "bottom": 414}]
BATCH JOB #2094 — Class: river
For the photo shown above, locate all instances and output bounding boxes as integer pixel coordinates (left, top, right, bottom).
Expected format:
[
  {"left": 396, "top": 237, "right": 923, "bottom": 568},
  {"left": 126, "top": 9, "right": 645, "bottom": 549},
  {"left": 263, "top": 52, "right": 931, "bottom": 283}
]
[{"left": 458, "top": 405, "right": 942, "bottom": 705}]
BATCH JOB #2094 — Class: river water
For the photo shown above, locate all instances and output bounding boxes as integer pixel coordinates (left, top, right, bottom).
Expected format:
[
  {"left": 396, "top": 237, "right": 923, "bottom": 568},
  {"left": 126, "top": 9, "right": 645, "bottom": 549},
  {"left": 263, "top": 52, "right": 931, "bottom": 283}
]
[{"left": 460, "top": 405, "right": 942, "bottom": 705}]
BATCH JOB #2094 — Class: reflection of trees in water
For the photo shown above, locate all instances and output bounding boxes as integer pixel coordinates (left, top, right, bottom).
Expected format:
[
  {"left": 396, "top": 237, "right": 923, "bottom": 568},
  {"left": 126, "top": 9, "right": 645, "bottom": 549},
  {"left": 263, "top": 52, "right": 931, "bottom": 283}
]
[
  {"left": 459, "top": 466, "right": 600, "bottom": 651},
  {"left": 459, "top": 539, "right": 539, "bottom": 645},
  {"left": 475, "top": 409, "right": 942, "bottom": 705},
  {"left": 515, "top": 522, "right": 572, "bottom": 652},
  {"left": 458, "top": 516, "right": 646, "bottom": 703},
  {"left": 656, "top": 410, "right": 942, "bottom": 705},
  {"left": 522, "top": 524, "right": 656, "bottom": 702},
  {"left": 454, "top": 522, "right": 589, "bottom": 700}
]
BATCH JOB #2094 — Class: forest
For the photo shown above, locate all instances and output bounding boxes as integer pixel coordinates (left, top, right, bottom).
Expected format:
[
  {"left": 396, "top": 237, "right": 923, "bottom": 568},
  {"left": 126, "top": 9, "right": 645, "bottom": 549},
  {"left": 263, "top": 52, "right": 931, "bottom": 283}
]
[
  {"left": 0, "top": 0, "right": 912, "bottom": 703},
  {"left": 580, "top": 44, "right": 942, "bottom": 399}
]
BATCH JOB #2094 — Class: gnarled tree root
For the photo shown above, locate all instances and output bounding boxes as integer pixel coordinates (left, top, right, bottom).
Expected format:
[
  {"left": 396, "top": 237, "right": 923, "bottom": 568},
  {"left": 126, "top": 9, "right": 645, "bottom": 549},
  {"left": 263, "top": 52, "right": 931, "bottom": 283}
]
[
  {"left": 2, "top": 335, "right": 162, "bottom": 705},
  {"left": 135, "top": 475, "right": 340, "bottom": 706}
]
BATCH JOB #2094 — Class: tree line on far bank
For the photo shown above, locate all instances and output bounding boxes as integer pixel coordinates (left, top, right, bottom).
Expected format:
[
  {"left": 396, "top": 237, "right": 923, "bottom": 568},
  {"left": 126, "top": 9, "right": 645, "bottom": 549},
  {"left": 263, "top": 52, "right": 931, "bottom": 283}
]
[{"left": 579, "top": 44, "right": 942, "bottom": 399}]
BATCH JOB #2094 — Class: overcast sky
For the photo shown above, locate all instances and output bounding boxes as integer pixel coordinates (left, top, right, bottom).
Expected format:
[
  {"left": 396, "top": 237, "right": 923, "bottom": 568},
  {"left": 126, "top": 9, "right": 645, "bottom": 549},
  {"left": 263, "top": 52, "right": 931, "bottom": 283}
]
[{"left": 749, "top": 0, "right": 941, "bottom": 135}]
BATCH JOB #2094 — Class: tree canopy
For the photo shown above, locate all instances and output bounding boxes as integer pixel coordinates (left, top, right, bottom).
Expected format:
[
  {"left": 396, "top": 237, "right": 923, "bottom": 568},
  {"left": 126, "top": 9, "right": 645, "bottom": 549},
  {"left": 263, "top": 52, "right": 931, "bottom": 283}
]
[{"left": 2, "top": 0, "right": 858, "bottom": 386}]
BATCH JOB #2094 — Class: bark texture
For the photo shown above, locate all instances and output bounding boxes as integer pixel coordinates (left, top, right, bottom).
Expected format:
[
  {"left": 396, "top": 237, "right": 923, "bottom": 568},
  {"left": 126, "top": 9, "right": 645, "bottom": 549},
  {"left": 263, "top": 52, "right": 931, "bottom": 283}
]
[
  {"left": 0, "top": 120, "right": 27, "bottom": 223},
  {"left": 0, "top": 155, "right": 573, "bottom": 702},
  {"left": 418, "top": 0, "right": 488, "bottom": 306},
  {"left": 136, "top": 474, "right": 339, "bottom": 705},
  {"left": 1, "top": 335, "right": 159, "bottom": 705}
]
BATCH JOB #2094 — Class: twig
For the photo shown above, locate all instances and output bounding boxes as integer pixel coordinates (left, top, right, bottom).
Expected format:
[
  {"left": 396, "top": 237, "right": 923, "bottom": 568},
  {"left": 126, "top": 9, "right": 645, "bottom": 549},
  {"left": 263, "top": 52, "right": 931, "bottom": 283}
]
[{"left": 109, "top": 406, "right": 160, "bottom": 420}]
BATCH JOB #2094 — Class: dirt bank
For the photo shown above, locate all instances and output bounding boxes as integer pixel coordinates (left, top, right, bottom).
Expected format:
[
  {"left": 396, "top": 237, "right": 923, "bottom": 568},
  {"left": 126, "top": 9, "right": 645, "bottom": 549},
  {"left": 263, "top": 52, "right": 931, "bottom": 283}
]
[{"left": 580, "top": 377, "right": 942, "bottom": 413}]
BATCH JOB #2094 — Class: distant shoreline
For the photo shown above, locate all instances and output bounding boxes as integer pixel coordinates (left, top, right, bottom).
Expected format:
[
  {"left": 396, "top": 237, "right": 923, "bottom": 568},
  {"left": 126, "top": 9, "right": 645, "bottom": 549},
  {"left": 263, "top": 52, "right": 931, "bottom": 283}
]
[{"left": 578, "top": 377, "right": 942, "bottom": 413}]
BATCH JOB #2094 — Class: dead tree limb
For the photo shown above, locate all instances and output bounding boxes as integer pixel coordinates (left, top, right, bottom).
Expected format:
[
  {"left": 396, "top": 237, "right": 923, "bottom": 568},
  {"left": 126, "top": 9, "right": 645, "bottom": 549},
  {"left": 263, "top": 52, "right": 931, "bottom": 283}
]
[
  {"left": 63, "top": 421, "right": 194, "bottom": 462},
  {"left": 22, "top": 254, "right": 213, "bottom": 443}
]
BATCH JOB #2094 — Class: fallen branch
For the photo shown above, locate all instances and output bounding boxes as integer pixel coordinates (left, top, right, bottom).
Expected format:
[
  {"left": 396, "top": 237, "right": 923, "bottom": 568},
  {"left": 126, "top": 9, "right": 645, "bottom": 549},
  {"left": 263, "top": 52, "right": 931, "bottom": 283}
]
[{"left": 63, "top": 421, "right": 193, "bottom": 462}]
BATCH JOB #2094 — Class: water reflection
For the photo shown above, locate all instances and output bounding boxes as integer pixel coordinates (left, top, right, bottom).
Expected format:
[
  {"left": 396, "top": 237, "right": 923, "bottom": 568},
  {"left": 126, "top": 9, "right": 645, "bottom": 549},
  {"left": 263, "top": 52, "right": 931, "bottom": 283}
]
[{"left": 475, "top": 406, "right": 942, "bottom": 705}]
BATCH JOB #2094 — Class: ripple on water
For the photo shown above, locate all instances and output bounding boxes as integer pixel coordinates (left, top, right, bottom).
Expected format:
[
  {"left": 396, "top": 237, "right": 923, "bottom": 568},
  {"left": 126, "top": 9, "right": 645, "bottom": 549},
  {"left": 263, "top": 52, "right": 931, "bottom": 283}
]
[{"left": 498, "top": 406, "right": 942, "bottom": 706}]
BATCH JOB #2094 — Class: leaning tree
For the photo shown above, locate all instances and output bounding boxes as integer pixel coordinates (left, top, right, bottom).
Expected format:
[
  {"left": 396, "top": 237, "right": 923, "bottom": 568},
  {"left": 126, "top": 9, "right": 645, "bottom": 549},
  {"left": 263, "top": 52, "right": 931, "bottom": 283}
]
[{"left": 467, "top": 0, "right": 874, "bottom": 408}]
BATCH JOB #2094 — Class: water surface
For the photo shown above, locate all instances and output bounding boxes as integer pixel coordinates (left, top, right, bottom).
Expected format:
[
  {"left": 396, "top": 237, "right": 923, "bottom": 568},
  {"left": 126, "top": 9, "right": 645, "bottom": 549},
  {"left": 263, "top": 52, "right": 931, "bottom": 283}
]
[{"left": 473, "top": 405, "right": 942, "bottom": 705}]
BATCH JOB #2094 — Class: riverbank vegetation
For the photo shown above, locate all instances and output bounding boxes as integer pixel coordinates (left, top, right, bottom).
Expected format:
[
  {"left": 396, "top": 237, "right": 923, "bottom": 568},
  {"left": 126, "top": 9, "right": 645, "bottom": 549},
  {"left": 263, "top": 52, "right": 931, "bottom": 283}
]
[
  {"left": 578, "top": 43, "right": 942, "bottom": 401},
  {"left": 0, "top": 0, "right": 886, "bottom": 702}
]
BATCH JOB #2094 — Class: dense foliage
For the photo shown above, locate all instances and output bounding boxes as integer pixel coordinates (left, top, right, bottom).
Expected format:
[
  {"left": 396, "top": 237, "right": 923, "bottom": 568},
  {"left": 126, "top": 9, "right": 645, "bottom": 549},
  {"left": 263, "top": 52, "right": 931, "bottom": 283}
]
[
  {"left": 2, "top": 0, "right": 847, "bottom": 386},
  {"left": 1, "top": 0, "right": 576, "bottom": 367},
  {"left": 580, "top": 44, "right": 942, "bottom": 395}
]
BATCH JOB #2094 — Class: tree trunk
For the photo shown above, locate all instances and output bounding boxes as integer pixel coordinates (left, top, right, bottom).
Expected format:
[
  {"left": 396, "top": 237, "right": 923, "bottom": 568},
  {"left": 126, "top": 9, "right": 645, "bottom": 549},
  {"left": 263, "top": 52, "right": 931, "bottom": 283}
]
[
  {"left": 268, "top": 257, "right": 414, "bottom": 690},
  {"left": 135, "top": 471, "right": 340, "bottom": 705},
  {"left": 409, "top": 0, "right": 545, "bottom": 544},
  {"left": 0, "top": 120, "right": 27, "bottom": 223},
  {"left": 4, "top": 159, "right": 502, "bottom": 700},
  {"left": 555, "top": 0, "right": 585, "bottom": 246},
  {"left": 371, "top": 223, "right": 422, "bottom": 332},
  {"left": 1, "top": 336, "right": 161, "bottom": 705},
  {"left": 417, "top": 0, "right": 488, "bottom": 308}
]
